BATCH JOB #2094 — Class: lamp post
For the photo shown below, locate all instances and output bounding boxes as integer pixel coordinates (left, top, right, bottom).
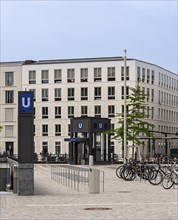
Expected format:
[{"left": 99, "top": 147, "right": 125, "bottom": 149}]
[{"left": 123, "top": 49, "right": 127, "bottom": 163}]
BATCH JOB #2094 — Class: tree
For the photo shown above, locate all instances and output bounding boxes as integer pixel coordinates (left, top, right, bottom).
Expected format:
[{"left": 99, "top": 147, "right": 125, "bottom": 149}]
[{"left": 109, "top": 83, "right": 155, "bottom": 159}]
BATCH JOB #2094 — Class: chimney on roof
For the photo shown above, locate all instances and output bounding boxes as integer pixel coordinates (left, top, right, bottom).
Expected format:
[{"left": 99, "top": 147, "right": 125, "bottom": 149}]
[{"left": 23, "top": 60, "right": 36, "bottom": 64}]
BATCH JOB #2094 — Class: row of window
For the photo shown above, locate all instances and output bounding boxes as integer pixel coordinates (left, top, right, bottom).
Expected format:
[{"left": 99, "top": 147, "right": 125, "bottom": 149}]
[
  {"left": 4, "top": 87, "right": 128, "bottom": 103},
  {"left": 5, "top": 87, "right": 158, "bottom": 104},
  {"left": 158, "top": 108, "right": 178, "bottom": 122},
  {"left": 158, "top": 72, "right": 177, "bottom": 91},
  {"left": 4, "top": 123, "right": 178, "bottom": 139},
  {"left": 35, "top": 106, "right": 156, "bottom": 120},
  {"left": 4, "top": 68, "right": 178, "bottom": 90},
  {"left": 158, "top": 90, "right": 177, "bottom": 107},
  {"left": 4, "top": 105, "right": 156, "bottom": 122},
  {"left": 137, "top": 67, "right": 155, "bottom": 84},
  {"left": 41, "top": 141, "right": 61, "bottom": 155},
  {"left": 158, "top": 125, "right": 178, "bottom": 134},
  {"left": 39, "top": 105, "right": 116, "bottom": 119},
  {"left": 28, "top": 67, "right": 129, "bottom": 84}
]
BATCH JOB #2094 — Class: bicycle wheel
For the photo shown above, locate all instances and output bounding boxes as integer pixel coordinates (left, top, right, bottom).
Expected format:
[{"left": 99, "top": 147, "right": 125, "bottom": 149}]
[
  {"left": 172, "top": 172, "right": 178, "bottom": 185},
  {"left": 162, "top": 173, "right": 174, "bottom": 189},
  {"left": 116, "top": 165, "right": 124, "bottom": 179},
  {"left": 122, "top": 168, "right": 136, "bottom": 181},
  {"left": 148, "top": 170, "right": 163, "bottom": 185}
]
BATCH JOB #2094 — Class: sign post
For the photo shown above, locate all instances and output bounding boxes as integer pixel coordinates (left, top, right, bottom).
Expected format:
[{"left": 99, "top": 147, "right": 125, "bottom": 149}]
[{"left": 18, "top": 91, "right": 34, "bottom": 195}]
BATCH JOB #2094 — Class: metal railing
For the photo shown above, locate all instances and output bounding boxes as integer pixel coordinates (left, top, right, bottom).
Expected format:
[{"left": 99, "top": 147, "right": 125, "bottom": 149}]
[
  {"left": 51, "top": 165, "right": 89, "bottom": 192},
  {"left": 51, "top": 165, "right": 105, "bottom": 193}
]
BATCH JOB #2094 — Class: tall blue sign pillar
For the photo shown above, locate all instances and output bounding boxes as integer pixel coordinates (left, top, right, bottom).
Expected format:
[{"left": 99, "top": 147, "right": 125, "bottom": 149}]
[{"left": 18, "top": 91, "right": 34, "bottom": 195}]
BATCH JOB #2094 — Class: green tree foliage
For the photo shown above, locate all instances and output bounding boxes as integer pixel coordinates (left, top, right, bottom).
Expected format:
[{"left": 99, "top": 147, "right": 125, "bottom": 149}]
[{"left": 109, "top": 83, "right": 155, "bottom": 148}]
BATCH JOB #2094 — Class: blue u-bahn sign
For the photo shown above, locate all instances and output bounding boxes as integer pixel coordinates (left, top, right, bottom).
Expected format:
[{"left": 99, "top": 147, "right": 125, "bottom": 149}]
[{"left": 19, "top": 92, "right": 33, "bottom": 113}]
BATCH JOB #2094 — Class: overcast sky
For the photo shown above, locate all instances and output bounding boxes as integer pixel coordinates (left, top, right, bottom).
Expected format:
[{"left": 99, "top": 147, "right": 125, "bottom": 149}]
[{"left": 0, "top": 0, "right": 177, "bottom": 73}]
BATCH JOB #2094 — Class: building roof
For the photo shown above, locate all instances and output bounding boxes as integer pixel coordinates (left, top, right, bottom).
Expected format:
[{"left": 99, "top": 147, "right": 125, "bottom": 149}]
[
  {"left": 0, "top": 61, "right": 24, "bottom": 66},
  {"left": 26, "top": 56, "right": 125, "bottom": 65},
  {"left": 0, "top": 57, "right": 177, "bottom": 75}
]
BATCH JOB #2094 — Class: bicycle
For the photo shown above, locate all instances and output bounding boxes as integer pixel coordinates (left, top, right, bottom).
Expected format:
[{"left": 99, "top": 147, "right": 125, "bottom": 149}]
[{"left": 162, "top": 161, "right": 178, "bottom": 189}]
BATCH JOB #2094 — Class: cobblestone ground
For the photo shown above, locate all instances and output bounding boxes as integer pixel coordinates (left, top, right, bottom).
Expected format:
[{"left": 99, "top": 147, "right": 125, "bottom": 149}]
[{"left": 0, "top": 164, "right": 178, "bottom": 220}]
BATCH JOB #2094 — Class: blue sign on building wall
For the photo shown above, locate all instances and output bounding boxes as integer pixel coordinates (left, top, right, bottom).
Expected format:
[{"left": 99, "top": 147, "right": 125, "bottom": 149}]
[{"left": 19, "top": 92, "right": 33, "bottom": 113}]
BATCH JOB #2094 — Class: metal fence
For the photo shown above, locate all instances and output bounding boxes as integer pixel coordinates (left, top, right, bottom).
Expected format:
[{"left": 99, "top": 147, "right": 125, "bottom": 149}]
[
  {"left": 51, "top": 165, "right": 89, "bottom": 192},
  {"left": 51, "top": 165, "right": 104, "bottom": 193}
]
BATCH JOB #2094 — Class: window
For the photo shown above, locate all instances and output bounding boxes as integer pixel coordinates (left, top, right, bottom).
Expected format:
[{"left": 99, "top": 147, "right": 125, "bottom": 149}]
[
  {"left": 147, "top": 69, "right": 150, "bottom": 83},
  {"left": 94, "top": 68, "right": 102, "bottom": 82},
  {"left": 68, "top": 88, "right": 75, "bottom": 101},
  {"left": 5, "top": 91, "right": 14, "bottom": 103},
  {"left": 68, "top": 106, "right": 74, "bottom": 118},
  {"left": 94, "top": 87, "right": 101, "bottom": 100},
  {"left": 147, "top": 88, "right": 150, "bottom": 101},
  {"left": 158, "top": 72, "right": 160, "bottom": 86},
  {"left": 147, "top": 106, "right": 150, "bottom": 119},
  {"left": 94, "top": 106, "right": 101, "bottom": 117},
  {"left": 41, "top": 70, "right": 49, "bottom": 83},
  {"left": 55, "top": 124, "right": 61, "bottom": 136},
  {"left": 121, "top": 105, "right": 129, "bottom": 114},
  {"left": 29, "top": 71, "right": 36, "bottom": 84},
  {"left": 29, "top": 89, "right": 36, "bottom": 101},
  {"left": 107, "top": 67, "right": 115, "bottom": 81},
  {"left": 42, "top": 89, "right": 48, "bottom": 101},
  {"left": 67, "top": 69, "right": 75, "bottom": 82},
  {"left": 42, "top": 124, "right": 48, "bottom": 136},
  {"left": 55, "top": 106, "right": 61, "bottom": 118},
  {"left": 151, "top": 107, "right": 154, "bottom": 119},
  {"left": 81, "top": 106, "right": 88, "bottom": 117},
  {"left": 54, "top": 69, "right": 62, "bottom": 83},
  {"left": 151, "top": 70, "right": 155, "bottom": 84},
  {"left": 142, "top": 68, "right": 145, "bottom": 82},
  {"left": 54, "top": 88, "right": 61, "bottom": 101},
  {"left": 121, "top": 66, "right": 129, "bottom": 81},
  {"left": 151, "top": 89, "right": 154, "bottom": 102},
  {"left": 81, "top": 88, "right": 88, "bottom": 100},
  {"left": 5, "top": 72, "right": 14, "bottom": 86},
  {"left": 137, "top": 67, "right": 141, "bottom": 82},
  {"left": 5, "top": 108, "right": 13, "bottom": 122},
  {"left": 42, "top": 142, "right": 48, "bottom": 155},
  {"left": 5, "top": 125, "right": 13, "bottom": 137},
  {"left": 55, "top": 142, "right": 61, "bottom": 155},
  {"left": 161, "top": 74, "right": 163, "bottom": 86},
  {"left": 110, "top": 123, "right": 115, "bottom": 136},
  {"left": 80, "top": 68, "right": 88, "bottom": 82},
  {"left": 42, "top": 107, "right": 48, "bottom": 119},
  {"left": 68, "top": 124, "right": 71, "bottom": 136},
  {"left": 108, "top": 105, "right": 115, "bottom": 117},
  {"left": 121, "top": 86, "right": 129, "bottom": 99},
  {"left": 108, "top": 87, "right": 115, "bottom": 100}
]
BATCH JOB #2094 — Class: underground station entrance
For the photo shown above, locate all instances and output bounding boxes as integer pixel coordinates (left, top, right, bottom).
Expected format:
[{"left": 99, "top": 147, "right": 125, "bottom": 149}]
[{"left": 65, "top": 117, "right": 111, "bottom": 165}]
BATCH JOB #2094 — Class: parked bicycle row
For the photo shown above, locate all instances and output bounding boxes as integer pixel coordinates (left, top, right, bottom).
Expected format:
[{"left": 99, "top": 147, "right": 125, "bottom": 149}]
[{"left": 116, "top": 156, "right": 178, "bottom": 189}]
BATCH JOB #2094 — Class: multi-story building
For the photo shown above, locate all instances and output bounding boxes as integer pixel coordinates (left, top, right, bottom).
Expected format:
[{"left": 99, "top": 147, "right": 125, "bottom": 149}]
[
  {"left": 0, "top": 57, "right": 178, "bottom": 158},
  {"left": 0, "top": 61, "right": 23, "bottom": 155}
]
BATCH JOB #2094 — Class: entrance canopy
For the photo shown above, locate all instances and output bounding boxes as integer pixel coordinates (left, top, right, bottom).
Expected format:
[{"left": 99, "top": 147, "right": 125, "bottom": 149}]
[{"left": 65, "top": 117, "right": 111, "bottom": 165}]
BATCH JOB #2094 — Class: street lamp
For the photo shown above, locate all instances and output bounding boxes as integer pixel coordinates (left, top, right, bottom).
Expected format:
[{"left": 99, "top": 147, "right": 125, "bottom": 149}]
[{"left": 123, "top": 49, "right": 127, "bottom": 163}]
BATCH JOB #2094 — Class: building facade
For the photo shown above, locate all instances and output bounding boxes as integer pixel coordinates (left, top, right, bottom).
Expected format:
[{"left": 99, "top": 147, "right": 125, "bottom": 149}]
[
  {"left": 0, "top": 57, "right": 178, "bottom": 158},
  {"left": 0, "top": 61, "right": 23, "bottom": 155}
]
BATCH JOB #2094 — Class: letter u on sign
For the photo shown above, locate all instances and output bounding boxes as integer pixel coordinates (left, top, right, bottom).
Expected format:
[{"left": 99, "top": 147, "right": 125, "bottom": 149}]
[
  {"left": 22, "top": 97, "right": 31, "bottom": 108},
  {"left": 19, "top": 92, "right": 33, "bottom": 113}
]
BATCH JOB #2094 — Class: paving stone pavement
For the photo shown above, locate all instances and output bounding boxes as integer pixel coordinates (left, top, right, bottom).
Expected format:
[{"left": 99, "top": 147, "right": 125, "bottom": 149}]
[{"left": 0, "top": 164, "right": 178, "bottom": 220}]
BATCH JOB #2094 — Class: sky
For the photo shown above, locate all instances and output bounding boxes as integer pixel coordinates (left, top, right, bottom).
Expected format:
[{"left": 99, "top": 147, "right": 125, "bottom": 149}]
[{"left": 0, "top": 0, "right": 177, "bottom": 73}]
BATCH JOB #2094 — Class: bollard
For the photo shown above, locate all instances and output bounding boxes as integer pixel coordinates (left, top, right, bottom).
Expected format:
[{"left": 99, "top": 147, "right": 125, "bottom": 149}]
[
  {"left": 89, "top": 155, "right": 93, "bottom": 166},
  {"left": 89, "top": 168, "right": 100, "bottom": 194},
  {"left": 13, "top": 165, "right": 18, "bottom": 193}
]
